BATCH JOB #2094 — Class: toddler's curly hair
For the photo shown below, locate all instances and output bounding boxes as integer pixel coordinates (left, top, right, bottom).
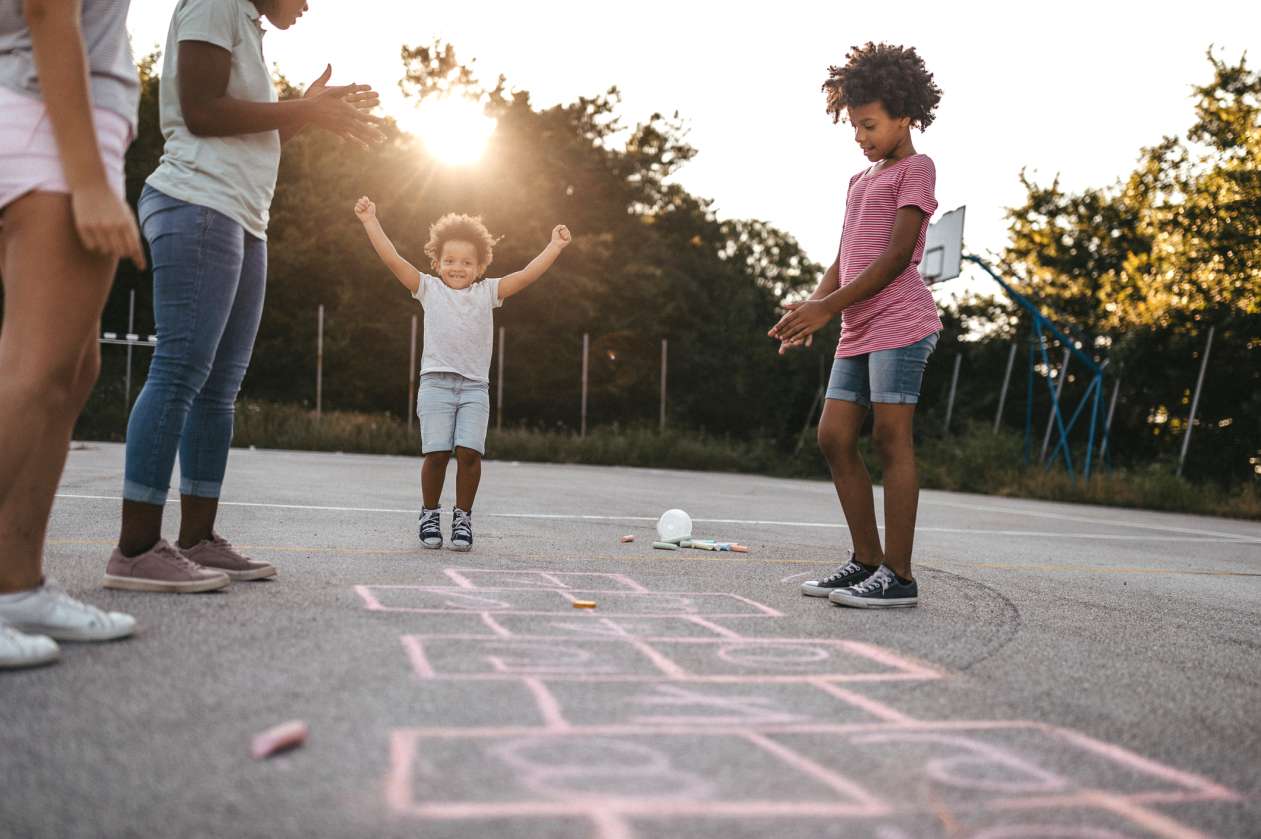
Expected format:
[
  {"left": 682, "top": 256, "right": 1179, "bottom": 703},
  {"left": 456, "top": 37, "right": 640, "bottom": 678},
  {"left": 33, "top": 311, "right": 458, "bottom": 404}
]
[
  {"left": 823, "top": 43, "right": 942, "bottom": 129},
  {"left": 423, "top": 213, "right": 497, "bottom": 273}
]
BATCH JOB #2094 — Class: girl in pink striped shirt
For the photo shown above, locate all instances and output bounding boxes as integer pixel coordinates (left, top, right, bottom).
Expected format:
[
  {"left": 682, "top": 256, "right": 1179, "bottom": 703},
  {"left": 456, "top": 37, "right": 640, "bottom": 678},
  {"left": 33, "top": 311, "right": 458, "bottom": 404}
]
[{"left": 771, "top": 43, "right": 943, "bottom": 609}]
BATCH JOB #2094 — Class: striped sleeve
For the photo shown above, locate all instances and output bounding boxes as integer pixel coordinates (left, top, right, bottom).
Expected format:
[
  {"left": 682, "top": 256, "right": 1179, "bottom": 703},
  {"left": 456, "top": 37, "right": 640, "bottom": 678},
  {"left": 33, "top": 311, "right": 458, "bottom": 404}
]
[{"left": 895, "top": 155, "right": 938, "bottom": 217}]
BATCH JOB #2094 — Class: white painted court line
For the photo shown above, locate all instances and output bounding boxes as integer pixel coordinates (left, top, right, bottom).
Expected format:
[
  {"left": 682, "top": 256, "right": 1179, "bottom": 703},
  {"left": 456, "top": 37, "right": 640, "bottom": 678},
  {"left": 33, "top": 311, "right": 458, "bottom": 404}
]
[
  {"left": 51, "top": 493, "right": 1259, "bottom": 544},
  {"left": 922, "top": 495, "right": 1261, "bottom": 543}
]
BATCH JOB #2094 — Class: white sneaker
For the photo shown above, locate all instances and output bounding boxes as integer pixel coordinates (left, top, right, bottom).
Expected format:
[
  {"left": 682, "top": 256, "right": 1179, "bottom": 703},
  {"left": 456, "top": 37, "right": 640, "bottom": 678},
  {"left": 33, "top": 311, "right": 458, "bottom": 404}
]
[
  {"left": 0, "top": 622, "right": 60, "bottom": 669},
  {"left": 0, "top": 580, "right": 136, "bottom": 642}
]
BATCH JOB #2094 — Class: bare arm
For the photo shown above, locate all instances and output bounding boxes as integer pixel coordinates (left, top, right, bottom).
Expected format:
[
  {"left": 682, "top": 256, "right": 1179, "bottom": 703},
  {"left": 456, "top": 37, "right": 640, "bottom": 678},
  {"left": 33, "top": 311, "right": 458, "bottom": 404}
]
[
  {"left": 24, "top": 0, "right": 144, "bottom": 266},
  {"left": 808, "top": 257, "right": 840, "bottom": 300},
  {"left": 353, "top": 197, "right": 420, "bottom": 294},
  {"left": 178, "top": 42, "right": 383, "bottom": 147},
  {"left": 769, "top": 206, "right": 925, "bottom": 344},
  {"left": 498, "top": 225, "right": 572, "bottom": 301}
]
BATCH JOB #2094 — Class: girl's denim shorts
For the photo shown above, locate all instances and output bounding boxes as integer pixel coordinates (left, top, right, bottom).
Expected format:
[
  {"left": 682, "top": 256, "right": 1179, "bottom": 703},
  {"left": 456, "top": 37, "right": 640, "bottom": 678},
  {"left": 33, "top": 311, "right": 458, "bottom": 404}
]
[{"left": 825, "top": 332, "right": 939, "bottom": 407}]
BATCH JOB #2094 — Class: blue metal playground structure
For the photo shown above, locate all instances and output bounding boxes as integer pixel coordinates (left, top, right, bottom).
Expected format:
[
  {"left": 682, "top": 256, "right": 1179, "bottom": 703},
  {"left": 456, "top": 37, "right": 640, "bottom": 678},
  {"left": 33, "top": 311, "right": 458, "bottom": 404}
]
[
  {"left": 926, "top": 206, "right": 1112, "bottom": 482},
  {"left": 964, "top": 255, "right": 1110, "bottom": 482}
]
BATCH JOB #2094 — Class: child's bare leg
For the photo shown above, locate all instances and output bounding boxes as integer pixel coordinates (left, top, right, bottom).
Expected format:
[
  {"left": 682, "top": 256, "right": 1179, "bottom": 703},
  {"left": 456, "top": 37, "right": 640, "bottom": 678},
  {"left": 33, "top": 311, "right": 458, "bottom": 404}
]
[
  {"left": 871, "top": 403, "right": 919, "bottom": 580},
  {"left": 453, "top": 446, "right": 481, "bottom": 511},
  {"left": 0, "top": 193, "right": 116, "bottom": 591},
  {"left": 817, "top": 399, "right": 883, "bottom": 567},
  {"left": 421, "top": 451, "right": 451, "bottom": 508}
]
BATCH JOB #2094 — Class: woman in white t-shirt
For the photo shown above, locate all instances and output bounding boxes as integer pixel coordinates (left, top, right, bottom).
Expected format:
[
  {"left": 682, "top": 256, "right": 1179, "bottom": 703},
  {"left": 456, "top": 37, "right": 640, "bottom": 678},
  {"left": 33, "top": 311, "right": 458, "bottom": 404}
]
[
  {"left": 104, "top": 0, "right": 383, "bottom": 593},
  {"left": 0, "top": 0, "right": 145, "bottom": 669}
]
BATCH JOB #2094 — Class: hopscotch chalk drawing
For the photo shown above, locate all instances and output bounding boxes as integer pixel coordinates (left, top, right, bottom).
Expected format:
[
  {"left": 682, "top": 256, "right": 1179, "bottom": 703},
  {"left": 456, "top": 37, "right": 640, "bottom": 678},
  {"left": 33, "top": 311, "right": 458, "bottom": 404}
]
[{"left": 357, "top": 568, "right": 1240, "bottom": 838}]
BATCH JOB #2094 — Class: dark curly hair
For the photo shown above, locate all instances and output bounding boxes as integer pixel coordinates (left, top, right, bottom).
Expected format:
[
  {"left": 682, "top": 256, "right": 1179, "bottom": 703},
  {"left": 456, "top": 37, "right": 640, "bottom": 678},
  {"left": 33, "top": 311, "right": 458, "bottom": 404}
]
[
  {"left": 423, "top": 213, "right": 497, "bottom": 273},
  {"left": 823, "top": 43, "right": 942, "bottom": 129}
]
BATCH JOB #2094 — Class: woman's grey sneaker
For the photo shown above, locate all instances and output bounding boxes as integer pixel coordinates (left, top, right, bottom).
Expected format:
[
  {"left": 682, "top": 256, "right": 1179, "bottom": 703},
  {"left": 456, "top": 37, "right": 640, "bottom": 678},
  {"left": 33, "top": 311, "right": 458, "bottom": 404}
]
[
  {"left": 181, "top": 533, "right": 276, "bottom": 581},
  {"left": 451, "top": 508, "right": 473, "bottom": 551},
  {"left": 103, "top": 539, "right": 230, "bottom": 593},
  {"left": 828, "top": 565, "right": 918, "bottom": 608},
  {"left": 0, "top": 622, "right": 60, "bottom": 669},
  {"left": 419, "top": 507, "right": 443, "bottom": 549},
  {"left": 801, "top": 551, "right": 879, "bottom": 597},
  {"left": 0, "top": 579, "right": 136, "bottom": 641}
]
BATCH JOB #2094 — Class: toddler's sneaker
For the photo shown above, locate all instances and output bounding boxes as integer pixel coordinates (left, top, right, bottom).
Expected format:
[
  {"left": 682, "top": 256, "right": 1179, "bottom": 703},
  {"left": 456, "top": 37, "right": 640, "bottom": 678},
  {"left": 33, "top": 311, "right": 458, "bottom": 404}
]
[
  {"left": 181, "top": 533, "right": 276, "bottom": 581},
  {"left": 0, "top": 622, "right": 59, "bottom": 669},
  {"left": 828, "top": 565, "right": 918, "bottom": 609},
  {"left": 104, "top": 539, "right": 230, "bottom": 593},
  {"left": 801, "top": 550, "right": 879, "bottom": 597},
  {"left": 451, "top": 508, "right": 473, "bottom": 552},
  {"left": 418, "top": 507, "right": 443, "bottom": 549},
  {"left": 0, "top": 579, "right": 136, "bottom": 641}
]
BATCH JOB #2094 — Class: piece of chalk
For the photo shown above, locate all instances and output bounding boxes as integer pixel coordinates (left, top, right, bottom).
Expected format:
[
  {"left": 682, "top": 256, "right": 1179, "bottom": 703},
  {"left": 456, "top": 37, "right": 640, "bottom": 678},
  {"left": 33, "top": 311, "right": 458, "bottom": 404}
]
[
  {"left": 251, "top": 720, "right": 308, "bottom": 759},
  {"left": 652, "top": 541, "right": 679, "bottom": 550},
  {"left": 731, "top": 545, "right": 749, "bottom": 553},
  {"left": 572, "top": 600, "right": 597, "bottom": 609},
  {"left": 620, "top": 535, "right": 635, "bottom": 543}
]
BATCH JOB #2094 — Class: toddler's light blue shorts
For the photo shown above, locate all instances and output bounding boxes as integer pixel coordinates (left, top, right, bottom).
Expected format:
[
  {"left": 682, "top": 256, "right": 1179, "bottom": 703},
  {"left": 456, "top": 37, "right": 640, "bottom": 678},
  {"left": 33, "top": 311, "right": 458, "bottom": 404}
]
[
  {"left": 826, "top": 332, "right": 939, "bottom": 407},
  {"left": 418, "top": 372, "right": 490, "bottom": 454}
]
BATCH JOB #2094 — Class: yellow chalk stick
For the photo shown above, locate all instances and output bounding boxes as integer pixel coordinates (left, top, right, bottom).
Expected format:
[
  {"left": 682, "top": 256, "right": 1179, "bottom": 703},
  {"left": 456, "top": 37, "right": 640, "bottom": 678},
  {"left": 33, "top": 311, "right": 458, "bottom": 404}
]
[{"left": 572, "top": 600, "right": 597, "bottom": 609}]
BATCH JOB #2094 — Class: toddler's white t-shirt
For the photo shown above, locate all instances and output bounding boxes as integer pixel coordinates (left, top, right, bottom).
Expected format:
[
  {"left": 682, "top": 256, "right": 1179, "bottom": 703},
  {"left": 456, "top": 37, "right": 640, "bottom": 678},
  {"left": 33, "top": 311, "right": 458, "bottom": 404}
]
[{"left": 413, "top": 274, "right": 502, "bottom": 383}]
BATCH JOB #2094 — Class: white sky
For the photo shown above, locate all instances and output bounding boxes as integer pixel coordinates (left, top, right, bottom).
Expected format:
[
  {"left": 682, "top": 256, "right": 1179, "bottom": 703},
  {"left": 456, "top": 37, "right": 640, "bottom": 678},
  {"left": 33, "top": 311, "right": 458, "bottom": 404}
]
[{"left": 126, "top": 0, "right": 1260, "bottom": 297}]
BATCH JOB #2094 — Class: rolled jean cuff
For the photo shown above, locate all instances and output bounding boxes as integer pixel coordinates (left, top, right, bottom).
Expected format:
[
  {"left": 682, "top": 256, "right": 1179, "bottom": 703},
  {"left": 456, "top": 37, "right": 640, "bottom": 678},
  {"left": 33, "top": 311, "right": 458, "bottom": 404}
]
[
  {"left": 179, "top": 477, "right": 223, "bottom": 499},
  {"left": 869, "top": 391, "right": 920, "bottom": 405},
  {"left": 122, "top": 479, "right": 170, "bottom": 506},
  {"left": 824, "top": 387, "right": 871, "bottom": 408}
]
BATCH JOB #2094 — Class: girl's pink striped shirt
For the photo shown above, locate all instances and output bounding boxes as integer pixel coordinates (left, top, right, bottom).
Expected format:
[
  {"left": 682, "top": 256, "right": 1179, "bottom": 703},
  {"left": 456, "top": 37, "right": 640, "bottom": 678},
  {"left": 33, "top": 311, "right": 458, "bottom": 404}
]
[{"left": 835, "top": 153, "right": 943, "bottom": 358}]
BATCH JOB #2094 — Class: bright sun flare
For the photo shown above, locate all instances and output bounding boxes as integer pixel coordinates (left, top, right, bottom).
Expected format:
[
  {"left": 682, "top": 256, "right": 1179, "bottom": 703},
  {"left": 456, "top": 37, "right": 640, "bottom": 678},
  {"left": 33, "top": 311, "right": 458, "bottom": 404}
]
[{"left": 397, "top": 96, "right": 497, "bottom": 166}]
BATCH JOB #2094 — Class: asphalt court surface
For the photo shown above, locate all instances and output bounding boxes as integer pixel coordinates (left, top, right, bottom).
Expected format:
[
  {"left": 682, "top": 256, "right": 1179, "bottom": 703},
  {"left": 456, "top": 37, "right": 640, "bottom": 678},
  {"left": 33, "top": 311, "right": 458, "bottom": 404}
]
[{"left": 3, "top": 442, "right": 1259, "bottom": 838}]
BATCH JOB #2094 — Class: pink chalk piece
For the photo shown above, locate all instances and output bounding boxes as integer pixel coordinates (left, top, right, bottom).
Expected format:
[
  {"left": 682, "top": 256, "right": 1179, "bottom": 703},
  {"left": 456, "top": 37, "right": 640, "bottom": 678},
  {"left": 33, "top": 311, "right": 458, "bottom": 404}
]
[
  {"left": 251, "top": 720, "right": 308, "bottom": 759},
  {"left": 620, "top": 535, "right": 636, "bottom": 543}
]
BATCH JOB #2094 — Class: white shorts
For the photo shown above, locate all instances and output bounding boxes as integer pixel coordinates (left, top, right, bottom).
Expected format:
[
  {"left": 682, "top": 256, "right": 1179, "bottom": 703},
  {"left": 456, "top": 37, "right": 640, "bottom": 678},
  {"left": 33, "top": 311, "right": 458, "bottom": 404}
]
[{"left": 0, "top": 85, "right": 130, "bottom": 212}]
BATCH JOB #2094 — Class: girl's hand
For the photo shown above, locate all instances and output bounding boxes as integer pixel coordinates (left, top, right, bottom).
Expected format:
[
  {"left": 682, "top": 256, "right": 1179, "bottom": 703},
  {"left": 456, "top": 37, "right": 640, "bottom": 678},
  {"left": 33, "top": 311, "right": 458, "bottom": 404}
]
[
  {"left": 551, "top": 224, "right": 572, "bottom": 249},
  {"left": 769, "top": 299, "right": 834, "bottom": 344},
  {"left": 354, "top": 196, "right": 376, "bottom": 222},
  {"left": 304, "top": 64, "right": 380, "bottom": 113},
  {"left": 304, "top": 87, "right": 386, "bottom": 149},
  {"left": 777, "top": 334, "right": 813, "bottom": 356},
  {"left": 71, "top": 184, "right": 146, "bottom": 269}
]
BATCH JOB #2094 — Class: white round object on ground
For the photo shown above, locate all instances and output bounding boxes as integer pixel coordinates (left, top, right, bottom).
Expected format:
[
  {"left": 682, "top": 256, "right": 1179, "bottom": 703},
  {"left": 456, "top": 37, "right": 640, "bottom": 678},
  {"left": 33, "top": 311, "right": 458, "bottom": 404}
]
[{"left": 656, "top": 509, "right": 692, "bottom": 542}]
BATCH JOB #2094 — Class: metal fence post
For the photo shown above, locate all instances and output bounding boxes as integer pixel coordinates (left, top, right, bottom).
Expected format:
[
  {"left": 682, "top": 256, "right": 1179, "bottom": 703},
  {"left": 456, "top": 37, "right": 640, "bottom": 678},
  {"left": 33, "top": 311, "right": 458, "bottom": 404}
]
[
  {"left": 497, "top": 326, "right": 505, "bottom": 431},
  {"left": 659, "top": 338, "right": 667, "bottom": 431},
  {"left": 407, "top": 314, "right": 417, "bottom": 431},
  {"left": 124, "top": 289, "right": 135, "bottom": 416},
  {"left": 994, "top": 341, "right": 1017, "bottom": 433},
  {"left": 1177, "top": 325, "right": 1214, "bottom": 478},
  {"left": 316, "top": 304, "right": 324, "bottom": 420},
  {"left": 580, "top": 332, "right": 589, "bottom": 437},
  {"left": 944, "top": 353, "right": 962, "bottom": 433}
]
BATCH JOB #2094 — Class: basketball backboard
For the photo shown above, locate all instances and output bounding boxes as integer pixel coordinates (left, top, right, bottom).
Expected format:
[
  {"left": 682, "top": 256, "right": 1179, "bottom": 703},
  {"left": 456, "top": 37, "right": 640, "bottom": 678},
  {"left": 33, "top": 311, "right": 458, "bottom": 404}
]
[{"left": 923, "top": 205, "right": 965, "bottom": 284}]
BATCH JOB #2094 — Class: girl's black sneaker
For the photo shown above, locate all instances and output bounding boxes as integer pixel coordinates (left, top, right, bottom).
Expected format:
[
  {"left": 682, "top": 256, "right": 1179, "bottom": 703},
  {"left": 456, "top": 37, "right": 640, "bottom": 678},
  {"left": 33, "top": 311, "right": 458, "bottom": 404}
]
[
  {"left": 801, "top": 551, "right": 878, "bottom": 597},
  {"left": 828, "top": 565, "right": 918, "bottom": 608}
]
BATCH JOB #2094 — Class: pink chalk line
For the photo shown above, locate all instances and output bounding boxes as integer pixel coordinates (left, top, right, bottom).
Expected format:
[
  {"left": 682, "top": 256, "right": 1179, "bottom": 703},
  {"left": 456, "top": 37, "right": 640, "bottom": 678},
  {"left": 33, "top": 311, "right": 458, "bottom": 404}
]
[{"left": 445, "top": 568, "right": 650, "bottom": 592}]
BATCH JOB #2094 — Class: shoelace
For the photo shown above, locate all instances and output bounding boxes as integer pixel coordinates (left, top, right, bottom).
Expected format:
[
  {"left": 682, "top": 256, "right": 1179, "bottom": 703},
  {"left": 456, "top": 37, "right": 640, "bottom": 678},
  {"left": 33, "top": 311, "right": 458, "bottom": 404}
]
[
  {"left": 851, "top": 568, "right": 893, "bottom": 594},
  {"left": 155, "top": 542, "right": 205, "bottom": 573},
  {"left": 420, "top": 513, "right": 442, "bottom": 536},
  {"left": 822, "top": 561, "right": 863, "bottom": 585},
  {"left": 452, "top": 512, "right": 472, "bottom": 540}
]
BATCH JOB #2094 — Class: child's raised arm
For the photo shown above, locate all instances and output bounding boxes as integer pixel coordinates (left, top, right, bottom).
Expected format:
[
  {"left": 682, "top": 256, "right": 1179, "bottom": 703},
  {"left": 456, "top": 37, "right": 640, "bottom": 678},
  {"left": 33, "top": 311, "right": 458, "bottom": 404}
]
[
  {"left": 354, "top": 196, "right": 421, "bottom": 295},
  {"left": 498, "top": 225, "right": 571, "bottom": 301}
]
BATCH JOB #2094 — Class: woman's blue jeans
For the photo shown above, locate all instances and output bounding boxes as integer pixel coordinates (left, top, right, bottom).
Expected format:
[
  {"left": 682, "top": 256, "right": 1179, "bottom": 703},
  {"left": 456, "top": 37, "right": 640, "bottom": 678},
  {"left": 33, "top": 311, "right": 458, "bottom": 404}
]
[{"left": 123, "top": 185, "right": 267, "bottom": 505}]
